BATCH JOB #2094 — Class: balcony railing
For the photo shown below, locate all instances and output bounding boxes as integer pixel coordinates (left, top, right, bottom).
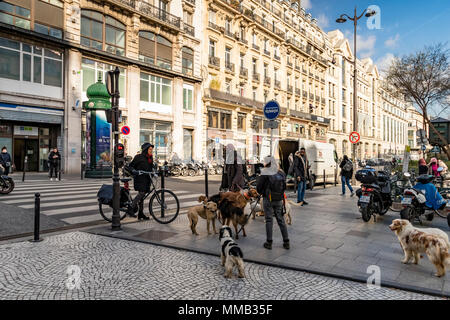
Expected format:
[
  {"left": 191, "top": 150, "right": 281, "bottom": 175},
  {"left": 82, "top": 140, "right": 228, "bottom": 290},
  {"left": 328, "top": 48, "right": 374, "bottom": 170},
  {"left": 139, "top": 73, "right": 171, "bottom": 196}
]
[
  {"left": 225, "top": 62, "right": 235, "bottom": 72},
  {"left": 295, "top": 88, "right": 301, "bottom": 96},
  {"left": 139, "top": 2, "right": 181, "bottom": 29},
  {"left": 274, "top": 55, "right": 280, "bottom": 61},
  {"left": 239, "top": 67, "right": 248, "bottom": 78},
  {"left": 303, "top": 92, "right": 307, "bottom": 98},
  {"left": 183, "top": 23, "right": 195, "bottom": 37},
  {"left": 287, "top": 85, "right": 293, "bottom": 93},
  {"left": 224, "top": 29, "right": 234, "bottom": 38},
  {"left": 264, "top": 77, "right": 271, "bottom": 86},
  {"left": 274, "top": 80, "right": 281, "bottom": 88},
  {"left": 209, "top": 56, "right": 220, "bottom": 67},
  {"left": 321, "top": 98, "right": 326, "bottom": 105},
  {"left": 315, "top": 95, "right": 320, "bottom": 102},
  {"left": 184, "top": 0, "right": 195, "bottom": 4},
  {"left": 287, "top": 61, "right": 292, "bottom": 67},
  {"left": 208, "top": 21, "right": 222, "bottom": 32},
  {"left": 208, "top": 89, "right": 264, "bottom": 110},
  {"left": 238, "top": 37, "right": 248, "bottom": 45},
  {"left": 252, "top": 44, "right": 260, "bottom": 51},
  {"left": 309, "top": 93, "right": 314, "bottom": 99},
  {"left": 302, "top": 68, "right": 307, "bottom": 74},
  {"left": 263, "top": 49, "right": 270, "bottom": 56},
  {"left": 295, "top": 65, "right": 300, "bottom": 71},
  {"left": 253, "top": 73, "right": 260, "bottom": 82}
]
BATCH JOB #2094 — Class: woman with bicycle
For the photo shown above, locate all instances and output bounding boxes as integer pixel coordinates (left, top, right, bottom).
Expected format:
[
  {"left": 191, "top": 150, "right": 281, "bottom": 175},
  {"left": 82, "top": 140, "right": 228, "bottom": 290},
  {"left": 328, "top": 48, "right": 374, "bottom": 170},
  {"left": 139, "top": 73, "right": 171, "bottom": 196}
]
[{"left": 128, "top": 142, "right": 155, "bottom": 220}]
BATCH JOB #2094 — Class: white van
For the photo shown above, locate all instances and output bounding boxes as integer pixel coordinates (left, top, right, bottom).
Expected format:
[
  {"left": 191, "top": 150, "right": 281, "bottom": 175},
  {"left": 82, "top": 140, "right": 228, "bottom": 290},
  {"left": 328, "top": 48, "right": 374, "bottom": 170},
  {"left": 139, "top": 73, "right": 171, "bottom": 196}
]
[{"left": 260, "top": 138, "right": 338, "bottom": 187}]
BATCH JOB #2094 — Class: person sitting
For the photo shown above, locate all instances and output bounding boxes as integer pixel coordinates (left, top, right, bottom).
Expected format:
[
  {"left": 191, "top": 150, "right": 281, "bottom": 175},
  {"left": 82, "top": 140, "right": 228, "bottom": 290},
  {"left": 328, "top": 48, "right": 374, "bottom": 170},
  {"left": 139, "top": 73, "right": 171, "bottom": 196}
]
[
  {"left": 414, "top": 175, "right": 446, "bottom": 211},
  {"left": 418, "top": 158, "right": 429, "bottom": 175}
]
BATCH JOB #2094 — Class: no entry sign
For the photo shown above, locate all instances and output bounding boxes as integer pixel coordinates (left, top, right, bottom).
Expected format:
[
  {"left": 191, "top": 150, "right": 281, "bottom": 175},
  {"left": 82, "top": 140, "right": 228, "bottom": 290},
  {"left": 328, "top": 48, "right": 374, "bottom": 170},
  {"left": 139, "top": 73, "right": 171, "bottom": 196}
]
[
  {"left": 121, "top": 126, "right": 130, "bottom": 135},
  {"left": 349, "top": 131, "right": 360, "bottom": 144}
]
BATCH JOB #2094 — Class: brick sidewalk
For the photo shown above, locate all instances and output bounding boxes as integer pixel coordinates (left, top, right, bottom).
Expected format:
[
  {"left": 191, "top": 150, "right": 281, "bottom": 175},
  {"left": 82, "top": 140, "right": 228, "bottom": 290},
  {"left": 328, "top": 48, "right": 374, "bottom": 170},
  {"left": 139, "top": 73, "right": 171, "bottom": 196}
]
[{"left": 89, "top": 186, "right": 450, "bottom": 297}]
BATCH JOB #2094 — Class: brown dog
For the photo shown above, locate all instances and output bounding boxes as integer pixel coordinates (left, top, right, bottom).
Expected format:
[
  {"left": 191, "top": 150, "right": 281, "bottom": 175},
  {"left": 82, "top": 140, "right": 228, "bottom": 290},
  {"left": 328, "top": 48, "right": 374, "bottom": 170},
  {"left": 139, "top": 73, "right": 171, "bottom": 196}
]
[
  {"left": 389, "top": 219, "right": 450, "bottom": 277},
  {"left": 187, "top": 196, "right": 219, "bottom": 235}
]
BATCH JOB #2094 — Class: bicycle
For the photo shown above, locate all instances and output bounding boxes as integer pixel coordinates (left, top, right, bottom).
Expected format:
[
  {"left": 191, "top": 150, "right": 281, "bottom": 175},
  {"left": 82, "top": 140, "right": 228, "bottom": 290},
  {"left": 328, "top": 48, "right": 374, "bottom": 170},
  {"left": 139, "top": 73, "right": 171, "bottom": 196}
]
[{"left": 98, "top": 170, "right": 180, "bottom": 224}]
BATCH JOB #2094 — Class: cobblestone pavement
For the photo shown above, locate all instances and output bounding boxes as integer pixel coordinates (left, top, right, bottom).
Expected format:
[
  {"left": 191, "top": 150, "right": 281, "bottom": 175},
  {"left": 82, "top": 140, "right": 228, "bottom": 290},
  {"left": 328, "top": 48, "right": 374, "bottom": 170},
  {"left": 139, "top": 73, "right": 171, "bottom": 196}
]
[{"left": 0, "top": 232, "right": 441, "bottom": 300}]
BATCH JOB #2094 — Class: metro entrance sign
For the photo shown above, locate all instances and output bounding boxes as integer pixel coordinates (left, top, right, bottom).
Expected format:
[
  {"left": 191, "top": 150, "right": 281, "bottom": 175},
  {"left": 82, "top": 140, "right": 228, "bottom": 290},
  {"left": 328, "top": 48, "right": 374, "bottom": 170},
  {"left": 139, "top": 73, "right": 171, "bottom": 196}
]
[
  {"left": 263, "top": 100, "right": 280, "bottom": 120},
  {"left": 349, "top": 131, "right": 360, "bottom": 144}
]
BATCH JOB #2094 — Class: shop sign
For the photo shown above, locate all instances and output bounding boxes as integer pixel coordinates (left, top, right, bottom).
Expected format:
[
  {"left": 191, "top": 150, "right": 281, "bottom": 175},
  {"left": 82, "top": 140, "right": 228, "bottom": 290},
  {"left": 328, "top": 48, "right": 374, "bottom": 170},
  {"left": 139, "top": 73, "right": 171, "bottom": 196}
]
[{"left": 14, "top": 126, "right": 38, "bottom": 136}]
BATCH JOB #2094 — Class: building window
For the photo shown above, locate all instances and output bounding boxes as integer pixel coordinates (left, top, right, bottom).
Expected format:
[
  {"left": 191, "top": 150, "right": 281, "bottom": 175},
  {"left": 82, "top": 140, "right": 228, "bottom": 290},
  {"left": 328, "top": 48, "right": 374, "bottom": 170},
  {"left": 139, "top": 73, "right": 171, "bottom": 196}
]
[
  {"left": 225, "top": 47, "right": 231, "bottom": 65},
  {"left": 0, "top": 1, "right": 30, "bottom": 30},
  {"left": 252, "top": 88, "right": 257, "bottom": 101},
  {"left": 209, "top": 39, "right": 216, "bottom": 57},
  {"left": 208, "top": 109, "right": 232, "bottom": 130},
  {"left": 138, "top": 31, "right": 172, "bottom": 70},
  {"left": 183, "top": 84, "right": 193, "bottom": 111},
  {"left": 0, "top": 37, "right": 62, "bottom": 87},
  {"left": 237, "top": 113, "right": 246, "bottom": 131},
  {"left": 220, "top": 112, "right": 231, "bottom": 130},
  {"left": 208, "top": 110, "right": 219, "bottom": 128},
  {"left": 225, "top": 79, "right": 231, "bottom": 93},
  {"left": 81, "top": 10, "right": 125, "bottom": 56},
  {"left": 140, "top": 73, "right": 172, "bottom": 106},
  {"left": 182, "top": 47, "right": 194, "bottom": 75}
]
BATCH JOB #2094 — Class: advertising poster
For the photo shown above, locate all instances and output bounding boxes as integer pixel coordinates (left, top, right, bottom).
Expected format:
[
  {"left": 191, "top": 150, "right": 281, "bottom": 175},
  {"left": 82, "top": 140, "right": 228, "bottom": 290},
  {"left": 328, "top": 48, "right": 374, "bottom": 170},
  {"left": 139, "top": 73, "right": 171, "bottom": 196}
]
[
  {"left": 95, "top": 110, "right": 111, "bottom": 167},
  {"left": 86, "top": 111, "right": 91, "bottom": 167}
]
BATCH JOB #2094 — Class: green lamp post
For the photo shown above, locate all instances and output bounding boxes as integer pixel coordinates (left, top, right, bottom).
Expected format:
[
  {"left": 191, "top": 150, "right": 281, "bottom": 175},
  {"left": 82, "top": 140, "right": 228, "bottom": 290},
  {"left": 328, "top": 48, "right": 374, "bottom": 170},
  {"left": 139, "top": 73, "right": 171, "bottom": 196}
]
[{"left": 82, "top": 79, "right": 113, "bottom": 178}]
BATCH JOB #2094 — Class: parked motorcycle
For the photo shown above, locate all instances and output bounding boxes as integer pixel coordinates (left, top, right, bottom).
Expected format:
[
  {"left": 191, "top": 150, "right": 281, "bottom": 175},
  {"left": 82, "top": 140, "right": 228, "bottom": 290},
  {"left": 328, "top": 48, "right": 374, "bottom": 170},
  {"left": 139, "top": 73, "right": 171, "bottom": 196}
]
[
  {"left": 389, "top": 170, "right": 415, "bottom": 212},
  {"left": 399, "top": 174, "right": 447, "bottom": 225},
  {"left": 0, "top": 174, "right": 14, "bottom": 194},
  {"left": 355, "top": 167, "right": 393, "bottom": 222}
]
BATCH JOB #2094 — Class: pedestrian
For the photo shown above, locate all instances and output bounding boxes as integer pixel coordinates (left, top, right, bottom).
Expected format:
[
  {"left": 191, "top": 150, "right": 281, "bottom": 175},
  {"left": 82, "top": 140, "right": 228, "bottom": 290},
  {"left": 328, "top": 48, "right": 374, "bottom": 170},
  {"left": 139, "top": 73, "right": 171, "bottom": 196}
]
[
  {"left": 256, "top": 156, "right": 290, "bottom": 250},
  {"left": 128, "top": 143, "right": 155, "bottom": 220},
  {"left": 339, "top": 155, "right": 355, "bottom": 196},
  {"left": 293, "top": 147, "right": 309, "bottom": 205},
  {"left": 428, "top": 158, "right": 439, "bottom": 177},
  {"left": 0, "top": 146, "right": 12, "bottom": 175},
  {"left": 418, "top": 158, "right": 429, "bottom": 175},
  {"left": 48, "top": 147, "right": 61, "bottom": 181},
  {"left": 225, "top": 144, "right": 245, "bottom": 192}
]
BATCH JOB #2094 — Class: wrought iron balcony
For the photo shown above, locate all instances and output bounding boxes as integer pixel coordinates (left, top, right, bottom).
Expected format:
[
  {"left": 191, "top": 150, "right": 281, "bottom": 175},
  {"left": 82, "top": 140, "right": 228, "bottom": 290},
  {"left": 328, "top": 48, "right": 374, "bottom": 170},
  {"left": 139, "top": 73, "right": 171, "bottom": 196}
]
[
  {"left": 287, "top": 85, "right": 293, "bottom": 93},
  {"left": 208, "top": 21, "right": 222, "bottom": 32},
  {"left": 274, "top": 54, "right": 280, "bottom": 61},
  {"left": 263, "top": 49, "right": 270, "bottom": 56},
  {"left": 184, "top": 0, "right": 195, "bottom": 5},
  {"left": 253, "top": 73, "right": 260, "bottom": 82},
  {"left": 287, "top": 61, "right": 292, "bottom": 67},
  {"left": 224, "top": 29, "right": 234, "bottom": 38},
  {"left": 295, "top": 88, "right": 301, "bottom": 96},
  {"left": 321, "top": 98, "right": 326, "bottom": 105},
  {"left": 239, "top": 67, "right": 248, "bottom": 78},
  {"left": 295, "top": 65, "right": 300, "bottom": 71},
  {"left": 225, "top": 62, "right": 235, "bottom": 72},
  {"left": 264, "top": 77, "right": 271, "bottom": 86},
  {"left": 252, "top": 44, "right": 260, "bottom": 51},
  {"left": 309, "top": 93, "right": 314, "bottom": 99},
  {"left": 315, "top": 95, "right": 320, "bottom": 102},
  {"left": 274, "top": 80, "right": 281, "bottom": 89},
  {"left": 139, "top": 2, "right": 181, "bottom": 29},
  {"left": 303, "top": 92, "right": 307, "bottom": 98},
  {"left": 209, "top": 56, "right": 220, "bottom": 67},
  {"left": 183, "top": 23, "right": 195, "bottom": 37}
]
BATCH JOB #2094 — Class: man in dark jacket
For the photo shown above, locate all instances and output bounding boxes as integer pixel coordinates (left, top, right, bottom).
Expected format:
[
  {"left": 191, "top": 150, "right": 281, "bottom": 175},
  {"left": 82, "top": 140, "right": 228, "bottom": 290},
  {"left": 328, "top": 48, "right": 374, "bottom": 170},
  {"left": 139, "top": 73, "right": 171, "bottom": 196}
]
[
  {"left": 225, "top": 145, "right": 245, "bottom": 192},
  {"left": 293, "top": 148, "right": 309, "bottom": 205},
  {"left": 0, "top": 146, "right": 12, "bottom": 175},
  {"left": 48, "top": 147, "right": 61, "bottom": 181},
  {"left": 128, "top": 142, "right": 155, "bottom": 220},
  {"left": 339, "top": 155, "right": 354, "bottom": 196},
  {"left": 256, "top": 156, "right": 290, "bottom": 250}
]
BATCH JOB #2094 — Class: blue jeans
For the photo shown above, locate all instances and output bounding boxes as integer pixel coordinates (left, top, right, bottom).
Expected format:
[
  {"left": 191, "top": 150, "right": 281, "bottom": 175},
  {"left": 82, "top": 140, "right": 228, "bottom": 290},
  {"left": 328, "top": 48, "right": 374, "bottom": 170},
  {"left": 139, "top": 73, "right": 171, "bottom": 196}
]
[
  {"left": 341, "top": 176, "right": 353, "bottom": 194},
  {"left": 297, "top": 180, "right": 306, "bottom": 202}
]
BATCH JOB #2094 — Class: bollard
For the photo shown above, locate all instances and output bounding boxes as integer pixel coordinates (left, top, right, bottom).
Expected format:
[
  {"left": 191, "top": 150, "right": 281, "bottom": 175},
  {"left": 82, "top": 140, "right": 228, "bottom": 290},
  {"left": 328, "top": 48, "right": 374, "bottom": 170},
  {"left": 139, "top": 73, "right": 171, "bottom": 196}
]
[
  {"left": 334, "top": 168, "right": 337, "bottom": 186},
  {"left": 204, "top": 166, "right": 209, "bottom": 198},
  {"left": 58, "top": 159, "right": 61, "bottom": 181},
  {"left": 323, "top": 169, "right": 326, "bottom": 189},
  {"left": 30, "top": 193, "right": 43, "bottom": 242},
  {"left": 22, "top": 156, "right": 28, "bottom": 182}
]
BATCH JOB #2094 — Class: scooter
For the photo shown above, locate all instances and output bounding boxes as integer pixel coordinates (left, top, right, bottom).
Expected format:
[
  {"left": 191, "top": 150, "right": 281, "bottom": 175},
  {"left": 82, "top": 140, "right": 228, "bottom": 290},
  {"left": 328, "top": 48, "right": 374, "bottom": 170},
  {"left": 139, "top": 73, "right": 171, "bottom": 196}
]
[{"left": 0, "top": 173, "right": 15, "bottom": 194}]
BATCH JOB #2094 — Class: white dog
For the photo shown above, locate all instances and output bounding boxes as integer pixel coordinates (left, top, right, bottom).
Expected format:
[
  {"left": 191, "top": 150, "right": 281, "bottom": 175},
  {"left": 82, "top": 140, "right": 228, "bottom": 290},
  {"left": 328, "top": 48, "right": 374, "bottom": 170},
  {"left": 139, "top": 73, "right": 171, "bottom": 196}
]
[
  {"left": 250, "top": 197, "right": 293, "bottom": 225},
  {"left": 219, "top": 226, "right": 245, "bottom": 278}
]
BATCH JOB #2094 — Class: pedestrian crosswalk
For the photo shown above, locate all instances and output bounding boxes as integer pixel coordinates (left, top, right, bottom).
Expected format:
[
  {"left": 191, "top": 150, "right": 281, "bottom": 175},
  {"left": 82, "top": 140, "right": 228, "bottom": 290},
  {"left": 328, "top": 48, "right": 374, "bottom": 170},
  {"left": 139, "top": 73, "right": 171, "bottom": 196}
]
[{"left": 0, "top": 180, "right": 203, "bottom": 225}]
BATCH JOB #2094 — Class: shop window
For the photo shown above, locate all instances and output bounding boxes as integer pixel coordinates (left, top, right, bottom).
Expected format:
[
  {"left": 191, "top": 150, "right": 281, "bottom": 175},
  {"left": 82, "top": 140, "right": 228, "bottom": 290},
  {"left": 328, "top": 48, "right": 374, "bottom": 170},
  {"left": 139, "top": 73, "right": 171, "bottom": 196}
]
[
  {"left": 140, "top": 73, "right": 172, "bottom": 106},
  {"left": 81, "top": 10, "right": 125, "bottom": 56},
  {"left": 0, "top": 37, "right": 62, "bottom": 87},
  {"left": 183, "top": 84, "right": 193, "bottom": 111}
]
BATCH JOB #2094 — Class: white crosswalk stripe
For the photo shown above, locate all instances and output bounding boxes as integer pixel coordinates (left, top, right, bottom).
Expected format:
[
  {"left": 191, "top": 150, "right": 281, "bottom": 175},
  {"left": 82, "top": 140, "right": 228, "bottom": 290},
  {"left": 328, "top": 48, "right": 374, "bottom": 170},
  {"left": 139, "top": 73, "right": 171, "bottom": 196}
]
[{"left": 0, "top": 180, "right": 202, "bottom": 225}]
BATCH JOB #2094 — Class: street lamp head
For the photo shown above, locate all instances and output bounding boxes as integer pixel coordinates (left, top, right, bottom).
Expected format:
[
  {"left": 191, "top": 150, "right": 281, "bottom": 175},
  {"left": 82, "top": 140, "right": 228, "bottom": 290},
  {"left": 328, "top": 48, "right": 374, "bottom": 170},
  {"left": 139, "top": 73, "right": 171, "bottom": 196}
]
[
  {"left": 365, "top": 9, "right": 376, "bottom": 17},
  {"left": 336, "top": 17, "right": 347, "bottom": 23}
]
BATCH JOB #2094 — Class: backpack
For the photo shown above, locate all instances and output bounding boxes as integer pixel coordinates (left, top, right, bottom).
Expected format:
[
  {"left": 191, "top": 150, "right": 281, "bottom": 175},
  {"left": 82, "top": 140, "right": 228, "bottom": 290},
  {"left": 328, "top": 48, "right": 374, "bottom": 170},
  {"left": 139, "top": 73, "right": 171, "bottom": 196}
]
[
  {"left": 343, "top": 160, "right": 353, "bottom": 172},
  {"left": 267, "top": 171, "right": 286, "bottom": 201}
]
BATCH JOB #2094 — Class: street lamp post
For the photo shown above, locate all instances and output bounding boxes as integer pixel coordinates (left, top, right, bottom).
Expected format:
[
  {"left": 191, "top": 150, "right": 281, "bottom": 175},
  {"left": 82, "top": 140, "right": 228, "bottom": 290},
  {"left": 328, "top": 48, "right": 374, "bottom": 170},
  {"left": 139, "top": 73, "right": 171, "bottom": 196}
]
[
  {"left": 106, "top": 67, "right": 121, "bottom": 231},
  {"left": 336, "top": 7, "right": 376, "bottom": 180}
]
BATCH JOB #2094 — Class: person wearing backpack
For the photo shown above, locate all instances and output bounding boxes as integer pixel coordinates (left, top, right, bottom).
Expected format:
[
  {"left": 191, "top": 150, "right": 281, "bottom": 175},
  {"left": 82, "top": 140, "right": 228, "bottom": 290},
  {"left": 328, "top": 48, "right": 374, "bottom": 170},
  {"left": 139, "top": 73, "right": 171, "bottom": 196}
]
[
  {"left": 339, "top": 155, "right": 354, "bottom": 196},
  {"left": 256, "top": 156, "right": 290, "bottom": 250}
]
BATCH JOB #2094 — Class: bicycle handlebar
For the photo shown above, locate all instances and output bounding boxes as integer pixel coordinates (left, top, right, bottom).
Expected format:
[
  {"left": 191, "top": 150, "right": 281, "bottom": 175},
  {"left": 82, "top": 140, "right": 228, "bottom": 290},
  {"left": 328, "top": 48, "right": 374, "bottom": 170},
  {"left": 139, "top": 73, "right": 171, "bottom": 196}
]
[{"left": 133, "top": 170, "right": 158, "bottom": 178}]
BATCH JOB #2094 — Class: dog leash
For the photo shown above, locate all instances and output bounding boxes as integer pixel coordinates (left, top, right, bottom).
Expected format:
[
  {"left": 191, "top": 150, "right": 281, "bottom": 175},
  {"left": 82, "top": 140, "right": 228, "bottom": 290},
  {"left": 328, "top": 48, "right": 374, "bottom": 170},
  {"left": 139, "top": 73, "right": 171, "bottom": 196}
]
[{"left": 237, "top": 194, "right": 262, "bottom": 236}]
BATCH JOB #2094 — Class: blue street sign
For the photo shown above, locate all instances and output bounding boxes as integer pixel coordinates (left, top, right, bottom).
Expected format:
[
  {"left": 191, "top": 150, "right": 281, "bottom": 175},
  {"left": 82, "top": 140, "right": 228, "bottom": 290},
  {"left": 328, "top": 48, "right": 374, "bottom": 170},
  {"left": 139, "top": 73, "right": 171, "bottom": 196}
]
[
  {"left": 421, "top": 145, "right": 426, "bottom": 151},
  {"left": 431, "top": 146, "right": 441, "bottom": 153},
  {"left": 263, "top": 100, "right": 280, "bottom": 120}
]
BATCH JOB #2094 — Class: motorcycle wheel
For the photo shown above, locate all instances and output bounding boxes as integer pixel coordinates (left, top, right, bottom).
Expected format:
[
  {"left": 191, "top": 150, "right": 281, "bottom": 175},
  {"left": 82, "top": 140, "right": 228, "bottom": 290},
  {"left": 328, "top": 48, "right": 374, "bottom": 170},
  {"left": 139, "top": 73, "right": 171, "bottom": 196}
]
[
  {"left": 400, "top": 207, "right": 412, "bottom": 221},
  {"left": 188, "top": 169, "right": 196, "bottom": 177},
  {"left": 447, "top": 213, "right": 450, "bottom": 227},
  {"left": 360, "top": 206, "right": 372, "bottom": 222},
  {"left": 181, "top": 168, "right": 188, "bottom": 176},
  {"left": 0, "top": 178, "right": 14, "bottom": 194},
  {"left": 208, "top": 168, "right": 215, "bottom": 175},
  {"left": 425, "top": 212, "right": 434, "bottom": 221},
  {"left": 216, "top": 167, "right": 223, "bottom": 175}
]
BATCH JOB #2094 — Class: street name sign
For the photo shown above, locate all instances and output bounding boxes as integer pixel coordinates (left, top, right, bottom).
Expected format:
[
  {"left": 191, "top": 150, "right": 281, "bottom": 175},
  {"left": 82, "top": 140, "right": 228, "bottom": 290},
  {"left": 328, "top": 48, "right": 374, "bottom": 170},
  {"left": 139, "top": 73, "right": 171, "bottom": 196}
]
[{"left": 263, "top": 100, "right": 280, "bottom": 120}]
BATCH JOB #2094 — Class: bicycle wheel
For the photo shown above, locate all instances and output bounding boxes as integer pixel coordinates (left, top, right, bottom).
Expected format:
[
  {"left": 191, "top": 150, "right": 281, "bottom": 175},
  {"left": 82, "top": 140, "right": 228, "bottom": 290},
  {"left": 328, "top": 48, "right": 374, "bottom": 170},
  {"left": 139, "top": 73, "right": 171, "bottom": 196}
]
[
  {"left": 434, "top": 208, "right": 448, "bottom": 219},
  {"left": 98, "top": 201, "right": 128, "bottom": 222},
  {"left": 149, "top": 189, "right": 180, "bottom": 224}
]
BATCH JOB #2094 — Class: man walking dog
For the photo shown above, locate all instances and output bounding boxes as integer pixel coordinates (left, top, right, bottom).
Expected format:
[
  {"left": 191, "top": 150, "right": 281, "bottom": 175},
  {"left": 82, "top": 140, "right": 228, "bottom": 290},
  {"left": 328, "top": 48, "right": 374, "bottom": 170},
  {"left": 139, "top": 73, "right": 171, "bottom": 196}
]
[{"left": 256, "top": 156, "right": 290, "bottom": 250}]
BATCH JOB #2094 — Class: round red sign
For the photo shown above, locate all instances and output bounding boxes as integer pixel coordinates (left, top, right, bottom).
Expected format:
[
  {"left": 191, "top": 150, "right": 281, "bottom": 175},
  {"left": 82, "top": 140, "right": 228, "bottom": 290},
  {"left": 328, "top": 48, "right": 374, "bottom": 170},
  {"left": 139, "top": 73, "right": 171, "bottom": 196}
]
[
  {"left": 121, "top": 126, "right": 130, "bottom": 135},
  {"left": 349, "top": 131, "right": 360, "bottom": 144}
]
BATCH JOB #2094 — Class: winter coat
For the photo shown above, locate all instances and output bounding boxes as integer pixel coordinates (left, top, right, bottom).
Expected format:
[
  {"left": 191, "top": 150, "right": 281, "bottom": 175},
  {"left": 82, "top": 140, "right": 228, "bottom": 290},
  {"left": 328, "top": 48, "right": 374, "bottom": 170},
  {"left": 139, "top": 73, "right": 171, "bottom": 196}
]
[
  {"left": 293, "top": 152, "right": 309, "bottom": 181},
  {"left": 129, "top": 146, "right": 156, "bottom": 192},
  {"left": 418, "top": 165, "right": 429, "bottom": 175},
  {"left": 339, "top": 159, "right": 353, "bottom": 179},
  {"left": 0, "top": 152, "right": 12, "bottom": 167},
  {"left": 226, "top": 162, "right": 245, "bottom": 191},
  {"left": 48, "top": 151, "right": 61, "bottom": 166}
]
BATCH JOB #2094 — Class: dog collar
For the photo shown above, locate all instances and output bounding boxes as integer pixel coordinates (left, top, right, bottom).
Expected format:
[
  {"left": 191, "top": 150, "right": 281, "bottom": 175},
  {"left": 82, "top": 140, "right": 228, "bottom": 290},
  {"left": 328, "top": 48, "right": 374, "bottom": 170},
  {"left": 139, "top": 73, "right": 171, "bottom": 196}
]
[{"left": 243, "top": 192, "right": 251, "bottom": 200}]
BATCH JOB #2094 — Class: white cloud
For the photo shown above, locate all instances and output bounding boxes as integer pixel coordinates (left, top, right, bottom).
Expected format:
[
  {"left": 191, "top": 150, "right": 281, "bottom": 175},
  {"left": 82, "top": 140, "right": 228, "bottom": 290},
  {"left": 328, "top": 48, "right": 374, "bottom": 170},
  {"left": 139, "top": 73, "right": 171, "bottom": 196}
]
[
  {"left": 302, "top": 0, "right": 312, "bottom": 9},
  {"left": 345, "top": 33, "right": 377, "bottom": 59},
  {"left": 317, "top": 13, "right": 329, "bottom": 29},
  {"left": 385, "top": 34, "right": 400, "bottom": 48},
  {"left": 375, "top": 53, "right": 395, "bottom": 76}
]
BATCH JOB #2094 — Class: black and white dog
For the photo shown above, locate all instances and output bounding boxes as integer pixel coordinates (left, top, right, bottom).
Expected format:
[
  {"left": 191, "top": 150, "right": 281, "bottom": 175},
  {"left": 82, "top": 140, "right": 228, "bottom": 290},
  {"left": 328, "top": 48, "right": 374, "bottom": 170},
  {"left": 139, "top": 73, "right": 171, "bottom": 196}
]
[{"left": 219, "top": 226, "right": 245, "bottom": 278}]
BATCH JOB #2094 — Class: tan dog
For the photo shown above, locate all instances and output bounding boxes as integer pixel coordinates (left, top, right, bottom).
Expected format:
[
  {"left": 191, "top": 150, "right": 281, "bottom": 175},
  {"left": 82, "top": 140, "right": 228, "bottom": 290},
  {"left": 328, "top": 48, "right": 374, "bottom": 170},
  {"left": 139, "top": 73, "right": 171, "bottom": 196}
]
[
  {"left": 187, "top": 196, "right": 219, "bottom": 235},
  {"left": 250, "top": 196, "right": 293, "bottom": 225},
  {"left": 389, "top": 219, "right": 450, "bottom": 277}
]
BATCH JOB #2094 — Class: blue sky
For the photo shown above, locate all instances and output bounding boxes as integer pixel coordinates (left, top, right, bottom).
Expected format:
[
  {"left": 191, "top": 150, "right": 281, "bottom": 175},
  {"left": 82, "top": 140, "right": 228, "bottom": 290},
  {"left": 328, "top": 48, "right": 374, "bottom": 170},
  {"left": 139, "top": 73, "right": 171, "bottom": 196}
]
[{"left": 304, "top": 0, "right": 450, "bottom": 74}]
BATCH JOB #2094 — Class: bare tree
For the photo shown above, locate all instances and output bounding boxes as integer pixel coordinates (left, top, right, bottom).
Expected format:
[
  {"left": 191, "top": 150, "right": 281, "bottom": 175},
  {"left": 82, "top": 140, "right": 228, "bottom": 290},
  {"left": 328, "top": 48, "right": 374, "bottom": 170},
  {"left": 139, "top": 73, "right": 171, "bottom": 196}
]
[{"left": 384, "top": 43, "right": 450, "bottom": 159}]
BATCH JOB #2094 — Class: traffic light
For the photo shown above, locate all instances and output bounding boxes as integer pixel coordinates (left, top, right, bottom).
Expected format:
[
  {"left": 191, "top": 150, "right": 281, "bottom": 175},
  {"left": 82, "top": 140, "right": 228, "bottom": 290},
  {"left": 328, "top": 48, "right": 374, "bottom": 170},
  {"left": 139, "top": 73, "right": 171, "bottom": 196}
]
[{"left": 115, "top": 143, "right": 125, "bottom": 168}]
